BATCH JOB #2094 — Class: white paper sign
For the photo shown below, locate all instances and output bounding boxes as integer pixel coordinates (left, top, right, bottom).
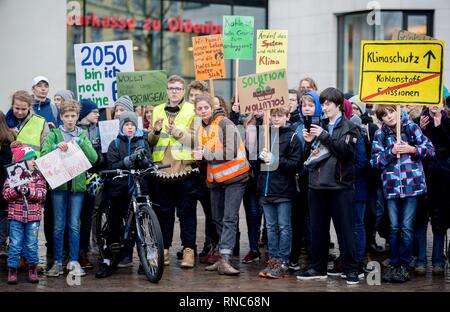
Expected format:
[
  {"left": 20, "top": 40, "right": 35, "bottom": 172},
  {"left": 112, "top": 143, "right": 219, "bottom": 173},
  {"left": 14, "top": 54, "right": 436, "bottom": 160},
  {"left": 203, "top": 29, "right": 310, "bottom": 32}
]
[
  {"left": 74, "top": 40, "right": 135, "bottom": 108},
  {"left": 35, "top": 142, "right": 92, "bottom": 189},
  {"left": 98, "top": 117, "right": 144, "bottom": 153}
]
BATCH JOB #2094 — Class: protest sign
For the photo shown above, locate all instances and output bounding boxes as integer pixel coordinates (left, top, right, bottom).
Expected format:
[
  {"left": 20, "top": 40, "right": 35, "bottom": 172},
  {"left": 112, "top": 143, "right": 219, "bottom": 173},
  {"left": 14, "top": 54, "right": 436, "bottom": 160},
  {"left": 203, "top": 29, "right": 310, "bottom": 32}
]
[
  {"left": 98, "top": 117, "right": 144, "bottom": 153},
  {"left": 222, "top": 16, "right": 254, "bottom": 60},
  {"left": 35, "top": 142, "right": 92, "bottom": 190},
  {"left": 74, "top": 40, "right": 134, "bottom": 108},
  {"left": 192, "top": 35, "right": 226, "bottom": 81},
  {"left": 359, "top": 40, "right": 444, "bottom": 105},
  {"left": 5, "top": 161, "right": 31, "bottom": 188},
  {"left": 237, "top": 69, "right": 289, "bottom": 113},
  {"left": 256, "top": 30, "right": 288, "bottom": 73},
  {"left": 392, "top": 29, "right": 434, "bottom": 40},
  {"left": 117, "top": 71, "right": 167, "bottom": 106}
]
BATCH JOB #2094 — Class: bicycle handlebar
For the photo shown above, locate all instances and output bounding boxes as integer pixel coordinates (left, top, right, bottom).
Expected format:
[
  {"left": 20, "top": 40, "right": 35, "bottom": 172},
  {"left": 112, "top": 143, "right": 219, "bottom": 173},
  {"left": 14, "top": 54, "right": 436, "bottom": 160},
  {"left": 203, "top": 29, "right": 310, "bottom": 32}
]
[{"left": 100, "top": 164, "right": 171, "bottom": 177}]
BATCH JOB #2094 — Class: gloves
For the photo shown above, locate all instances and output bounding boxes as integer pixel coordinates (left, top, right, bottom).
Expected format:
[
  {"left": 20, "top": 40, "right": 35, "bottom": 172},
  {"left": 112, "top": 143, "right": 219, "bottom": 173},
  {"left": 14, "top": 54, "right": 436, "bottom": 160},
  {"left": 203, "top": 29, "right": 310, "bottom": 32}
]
[{"left": 123, "top": 146, "right": 147, "bottom": 168}]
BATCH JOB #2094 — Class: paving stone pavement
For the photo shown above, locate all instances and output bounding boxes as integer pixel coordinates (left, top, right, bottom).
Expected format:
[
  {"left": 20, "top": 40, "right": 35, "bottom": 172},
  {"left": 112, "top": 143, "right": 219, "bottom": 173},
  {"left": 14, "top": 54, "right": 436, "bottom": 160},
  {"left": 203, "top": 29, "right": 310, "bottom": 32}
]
[{"left": 1, "top": 202, "right": 449, "bottom": 292}]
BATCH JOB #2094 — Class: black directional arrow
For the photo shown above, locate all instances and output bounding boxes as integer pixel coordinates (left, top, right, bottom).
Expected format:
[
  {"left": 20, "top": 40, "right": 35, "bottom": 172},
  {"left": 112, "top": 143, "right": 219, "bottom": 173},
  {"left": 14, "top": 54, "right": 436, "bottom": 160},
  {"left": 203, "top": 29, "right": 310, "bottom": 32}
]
[{"left": 423, "top": 50, "right": 436, "bottom": 69}]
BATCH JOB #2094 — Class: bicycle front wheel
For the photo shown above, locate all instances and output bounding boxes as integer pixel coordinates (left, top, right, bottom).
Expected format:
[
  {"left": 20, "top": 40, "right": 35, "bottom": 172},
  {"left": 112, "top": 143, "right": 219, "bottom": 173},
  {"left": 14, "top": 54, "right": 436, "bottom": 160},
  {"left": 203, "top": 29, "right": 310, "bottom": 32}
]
[{"left": 135, "top": 203, "right": 164, "bottom": 283}]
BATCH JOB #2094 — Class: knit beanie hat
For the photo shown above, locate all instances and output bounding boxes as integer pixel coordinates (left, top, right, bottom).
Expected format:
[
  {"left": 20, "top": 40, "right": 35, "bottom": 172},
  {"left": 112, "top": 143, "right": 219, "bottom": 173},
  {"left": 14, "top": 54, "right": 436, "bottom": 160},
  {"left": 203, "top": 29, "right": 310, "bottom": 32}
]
[
  {"left": 114, "top": 95, "right": 134, "bottom": 112},
  {"left": 55, "top": 90, "right": 75, "bottom": 102},
  {"left": 119, "top": 111, "right": 138, "bottom": 131},
  {"left": 79, "top": 99, "right": 98, "bottom": 121},
  {"left": 343, "top": 99, "right": 353, "bottom": 119},
  {"left": 349, "top": 95, "right": 366, "bottom": 114},
  {"left": 11, "top": 142, "right": 37, "bottom": 162}
]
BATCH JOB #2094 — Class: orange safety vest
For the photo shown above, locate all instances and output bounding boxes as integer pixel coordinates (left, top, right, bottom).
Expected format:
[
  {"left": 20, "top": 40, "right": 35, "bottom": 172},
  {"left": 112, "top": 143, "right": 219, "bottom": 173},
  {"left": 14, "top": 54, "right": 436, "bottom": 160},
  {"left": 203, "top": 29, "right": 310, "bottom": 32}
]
[{"left": 198, "top": 115, "right": 250, "bottom": 183}]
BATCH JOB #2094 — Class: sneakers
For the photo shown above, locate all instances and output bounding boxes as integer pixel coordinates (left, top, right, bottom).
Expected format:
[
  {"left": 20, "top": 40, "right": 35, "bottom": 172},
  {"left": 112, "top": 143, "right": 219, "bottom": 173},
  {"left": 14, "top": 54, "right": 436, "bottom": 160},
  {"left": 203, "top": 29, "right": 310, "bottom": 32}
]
[
  {"left": 47, "top": 262, "right": 64, "bottom": 277},
  {"left": 327, "top": 259, "right": 343, "bottom": 277},
  {"left": 382, "top": 267, "right": 396, "bottom": 283},
  {"left": 432, "top": 266, "right": 445, "bottom": 276},
  {"left": 27, "top": 265, "right": 39, "bottom": 283},
  {"left": 288, "top": 261, "right": 301, "bottom": 271},
  {"left": 95, "top": 262, "right": 112, "bottom": 278},
  {"left": 258, "top": 259, "right": 275, "bottom": 278},
  {"left": 67, "top": 261, "right": 86, "bottom": 277},
  {"left": 345, "top": 271, "right": 360, "bottom": 285},
  {"left": 79, "top": 251, "right": 94, "bottom": 269},
  {"left": 7, "top": 268, "right": 18, "bottom": 285},
  {"left": 180, "top": 248, "right": 195, "bottom": 268},
  {"left": 164, "top": 249, "right": 170, "bottom": 266},
  {"left": 242, "top": 250, "right": 260, "bottom": 264},
  {"left": 391, "top": 266, "right": 409, "bottom": 283},
  {"left": 266, "top": 260, "right": 288, "bottom": 279},
  {"left": 117, "top": 256, "right": 133, "bottom": 268},
  {"left": 296, "top": 269, "right": 328, "bottom": 280},
  {"left": 414, "top": 266, "right": 426, "bottom": 276}
]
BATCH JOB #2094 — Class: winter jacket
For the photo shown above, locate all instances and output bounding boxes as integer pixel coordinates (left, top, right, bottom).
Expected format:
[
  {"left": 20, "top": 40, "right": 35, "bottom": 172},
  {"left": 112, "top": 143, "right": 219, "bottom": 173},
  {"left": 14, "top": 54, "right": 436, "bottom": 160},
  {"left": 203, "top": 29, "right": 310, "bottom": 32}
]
[
  {"left": 0, "top": 144, "right": 13, "bottom": 210},
  {"left": 32, "top": 97, "right": 61, "bottom": 128},
  {"left": 41, "top": 127, "right": 98, "bottom": 192},
  {"left": 307, "top": 116, "right": 360, "bottom": 190},
  {"left": 257, "top": 125, "right": 302, "bottom": 199},
  {"left": 196, "top": 109, "right": 249, "bottom": 188},
  {"left": 370, "top": 112, "right": 435, "bottom": 199},
  {"left": 107, "top": 129, "right": 151, "bottom": 195},
  {"left": 3, "top": 170, "right": 46, "bottom": 223}
]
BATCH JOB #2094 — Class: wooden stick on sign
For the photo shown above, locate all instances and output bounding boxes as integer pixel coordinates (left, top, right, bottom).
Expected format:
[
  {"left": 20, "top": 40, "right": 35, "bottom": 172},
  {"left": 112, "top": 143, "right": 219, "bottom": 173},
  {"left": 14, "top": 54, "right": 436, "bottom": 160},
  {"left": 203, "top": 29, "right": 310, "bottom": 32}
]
[
  {"left": 235, "top": 59, "right": 239, "bottom": 100},
  {"left": 106, "top": 108, "right": 112, "bottom": 120},
  {"left": 209, "top": 79, "right": 215, "bottom": 98},
  {"left": 264, "top": 110, "right": 270, "bottom": 151},
  {"left": 396, "top": 105, "right": 401, "bottom": 158}
]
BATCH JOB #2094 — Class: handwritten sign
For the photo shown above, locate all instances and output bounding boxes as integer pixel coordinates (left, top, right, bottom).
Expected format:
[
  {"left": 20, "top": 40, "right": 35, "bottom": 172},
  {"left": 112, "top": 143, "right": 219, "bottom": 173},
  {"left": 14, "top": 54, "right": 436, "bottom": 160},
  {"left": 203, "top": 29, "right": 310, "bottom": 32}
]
[
  {"left": 256, "top": 30, "right": 288, "bottom": 73},
  {"left": 222, "top": 16, "right": 254, "bottom": 60},
  {"left": 98, "top": 118, "right": 144, "bottom": 153},
  {"left": 74, "top": 40, "right": 134, "bottom": 108},
  {"left": 5, "top": 161, "right": 31, "bottom": 188},
  {"left": 392, "top": 29, "right": 434, "bottom": 40},
  {"left": 237, "top": 69, "right": 289, "bottom": 113},
  {"left": 35, "top": 142, "right": 92, "bottom": 190},
  {"left": 192, "top": 35, "right": 226, "bottom": 80},
  {"left": 359, "top": 40, "right": 444, "bottom": 105},
  {"left": 117, "top": 71, "right": 167, "bottom": 106}
]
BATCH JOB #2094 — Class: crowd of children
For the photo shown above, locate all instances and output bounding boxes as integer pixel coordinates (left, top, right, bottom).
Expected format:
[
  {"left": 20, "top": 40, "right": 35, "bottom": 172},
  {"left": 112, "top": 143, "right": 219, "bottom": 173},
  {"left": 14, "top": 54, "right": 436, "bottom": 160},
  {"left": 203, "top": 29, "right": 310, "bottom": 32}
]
[{"left": 0, "top": 74, "right": 449, "bottom": 286}]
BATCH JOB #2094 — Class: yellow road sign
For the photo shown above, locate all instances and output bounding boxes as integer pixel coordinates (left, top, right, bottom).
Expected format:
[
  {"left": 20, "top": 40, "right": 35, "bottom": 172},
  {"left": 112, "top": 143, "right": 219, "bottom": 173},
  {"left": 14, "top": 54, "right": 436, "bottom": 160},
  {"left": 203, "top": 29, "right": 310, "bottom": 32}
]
[{"left": 359, "top": 40, "right": 444, "bottom": 105}]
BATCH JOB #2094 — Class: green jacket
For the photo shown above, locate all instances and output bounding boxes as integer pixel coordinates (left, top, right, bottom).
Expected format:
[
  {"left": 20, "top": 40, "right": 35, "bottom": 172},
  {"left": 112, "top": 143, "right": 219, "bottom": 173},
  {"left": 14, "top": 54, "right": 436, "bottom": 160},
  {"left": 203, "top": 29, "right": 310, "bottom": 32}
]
[{"left": 41, "top": 127, "right": 98, "bottom": 192}]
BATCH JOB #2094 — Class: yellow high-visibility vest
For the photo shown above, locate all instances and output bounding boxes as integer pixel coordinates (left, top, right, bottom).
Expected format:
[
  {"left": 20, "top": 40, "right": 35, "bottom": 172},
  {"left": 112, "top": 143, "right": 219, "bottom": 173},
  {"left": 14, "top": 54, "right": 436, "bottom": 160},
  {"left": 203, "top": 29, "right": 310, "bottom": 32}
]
[
  {"left": 152, "top": 102, "right": 195, "bottom": 162},
  {"left": 16, "top": 114, "right": 45, "bottom": 157}
]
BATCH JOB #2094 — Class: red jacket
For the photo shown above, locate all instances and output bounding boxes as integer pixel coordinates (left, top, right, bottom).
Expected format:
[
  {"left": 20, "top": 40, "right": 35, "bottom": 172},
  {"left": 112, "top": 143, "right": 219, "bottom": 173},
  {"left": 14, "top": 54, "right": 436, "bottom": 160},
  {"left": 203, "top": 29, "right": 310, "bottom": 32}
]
[{"left": 2, "top": 171, "right": 47, "bottom": 223}]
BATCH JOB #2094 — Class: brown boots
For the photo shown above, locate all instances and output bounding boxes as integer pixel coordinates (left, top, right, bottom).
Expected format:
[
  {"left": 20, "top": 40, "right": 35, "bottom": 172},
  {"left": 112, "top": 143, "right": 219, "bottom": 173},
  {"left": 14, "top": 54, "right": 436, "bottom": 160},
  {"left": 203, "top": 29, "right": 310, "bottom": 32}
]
[
  {"left": 205, "top": 254, "right": 240, "bottom": 276},
  {"left": 7, "top": 265, "right": 40, "bottom": 284}
]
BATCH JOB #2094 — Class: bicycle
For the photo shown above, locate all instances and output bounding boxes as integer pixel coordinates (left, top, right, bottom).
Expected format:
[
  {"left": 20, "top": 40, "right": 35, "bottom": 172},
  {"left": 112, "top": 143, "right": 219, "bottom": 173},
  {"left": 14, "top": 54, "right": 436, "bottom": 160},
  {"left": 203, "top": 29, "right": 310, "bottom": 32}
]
[{"left": 95, "top": 164, "right": 169, "bottom": 283}]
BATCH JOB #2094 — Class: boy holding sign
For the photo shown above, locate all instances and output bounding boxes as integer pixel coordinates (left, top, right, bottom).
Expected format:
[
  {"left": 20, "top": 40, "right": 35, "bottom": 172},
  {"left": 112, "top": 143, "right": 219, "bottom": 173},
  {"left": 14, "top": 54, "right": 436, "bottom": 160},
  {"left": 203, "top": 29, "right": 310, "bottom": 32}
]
[{"left": 42, "top": 100, "right": 98, "bottom": 278}]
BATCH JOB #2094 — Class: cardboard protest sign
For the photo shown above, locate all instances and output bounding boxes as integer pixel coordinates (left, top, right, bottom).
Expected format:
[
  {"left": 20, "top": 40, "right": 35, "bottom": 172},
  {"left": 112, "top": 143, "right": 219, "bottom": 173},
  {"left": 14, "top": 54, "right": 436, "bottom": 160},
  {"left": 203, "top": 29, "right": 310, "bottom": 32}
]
[
  {"left": 222, "top": 16, "right": 254, "bottom": 60},
  {"left": 192, "top": 35, "right": 226, "bottom": 80},
  {"left": 98, "top": 118, "right": 144, "bottom": 153},
  {"left": 74, "top": 40, "right": 134, "bottom": 108},
  {"left": 117, "top": 71, "right": 167, "bottom": 106},
  {"left": 4, "top": 161, "right": 31, "bottom": 188},
  {"left": 256, "top": 30, "right": 288, "bottom": 73},
  {"left": 35, "top": 142, "right": 92, "bottom": 190},
  {"left": 359, "top": 40, "right": 444, "bottom": 105},
  {"left": 237, "top": 69, "right": 289, "bottom": 113},
  {"left": 392, "top": 29, "right": 434, "bottom": 40}
]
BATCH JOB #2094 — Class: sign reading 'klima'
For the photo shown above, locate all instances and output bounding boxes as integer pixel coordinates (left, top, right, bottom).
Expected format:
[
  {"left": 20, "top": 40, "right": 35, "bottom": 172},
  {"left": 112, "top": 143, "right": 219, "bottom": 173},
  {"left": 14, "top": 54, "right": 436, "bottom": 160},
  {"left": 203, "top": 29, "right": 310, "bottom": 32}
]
[{"left": 359, "top": 40, "right": 444, "bottom": 105}]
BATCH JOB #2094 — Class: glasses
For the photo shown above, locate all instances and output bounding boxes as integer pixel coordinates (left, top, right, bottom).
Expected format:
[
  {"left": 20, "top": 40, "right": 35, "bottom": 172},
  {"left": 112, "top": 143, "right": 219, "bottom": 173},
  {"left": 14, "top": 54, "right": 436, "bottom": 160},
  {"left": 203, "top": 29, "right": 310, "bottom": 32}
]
[{"left": 168, "top": 87, "right": 184, "bottom": 93}]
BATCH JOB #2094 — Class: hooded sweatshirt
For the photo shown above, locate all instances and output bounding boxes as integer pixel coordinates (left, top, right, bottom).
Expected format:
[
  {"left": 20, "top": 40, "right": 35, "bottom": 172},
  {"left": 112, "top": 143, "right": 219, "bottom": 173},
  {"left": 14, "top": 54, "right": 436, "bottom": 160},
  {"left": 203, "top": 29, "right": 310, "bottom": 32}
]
[{"left": 32, "top": 97, "right": 61, "bottom": 127}]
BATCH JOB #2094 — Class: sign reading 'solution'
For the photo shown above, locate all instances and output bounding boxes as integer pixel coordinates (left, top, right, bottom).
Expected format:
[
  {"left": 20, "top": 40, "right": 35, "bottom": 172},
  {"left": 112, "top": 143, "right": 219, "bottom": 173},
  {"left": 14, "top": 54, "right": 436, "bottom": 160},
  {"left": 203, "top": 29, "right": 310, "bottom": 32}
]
[
  {"left": 74, "top": 40, "right": 134, "bottom": 108},
  {"left": 237, "top": 69, "right": 289, "bottom": 113}
]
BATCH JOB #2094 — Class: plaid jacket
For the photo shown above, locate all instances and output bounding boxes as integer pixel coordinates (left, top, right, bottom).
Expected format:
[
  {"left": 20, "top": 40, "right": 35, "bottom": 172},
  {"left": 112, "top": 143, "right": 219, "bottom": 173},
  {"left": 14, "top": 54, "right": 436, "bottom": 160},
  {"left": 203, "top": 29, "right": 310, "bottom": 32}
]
[
  {"left": 2, "top": 170, "right": 47, "bottom": 223},
  {"left": 370, "top": 113, "right": 435, "bottom": 199}
]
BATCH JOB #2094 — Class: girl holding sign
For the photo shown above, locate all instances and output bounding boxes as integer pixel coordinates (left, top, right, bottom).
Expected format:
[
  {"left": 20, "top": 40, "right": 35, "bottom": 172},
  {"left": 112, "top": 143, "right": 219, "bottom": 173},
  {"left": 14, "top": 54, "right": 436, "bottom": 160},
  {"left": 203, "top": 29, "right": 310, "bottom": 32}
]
[{"left": 42, "top": 100, "right": 98, "bottom": 278}]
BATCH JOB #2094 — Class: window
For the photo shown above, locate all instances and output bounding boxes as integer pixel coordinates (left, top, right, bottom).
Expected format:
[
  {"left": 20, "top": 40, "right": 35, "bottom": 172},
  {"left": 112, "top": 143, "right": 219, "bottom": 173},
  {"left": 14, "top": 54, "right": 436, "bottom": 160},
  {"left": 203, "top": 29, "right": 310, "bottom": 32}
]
[{"left": 337, "top": 10, "right": 433, "bottom": 95}]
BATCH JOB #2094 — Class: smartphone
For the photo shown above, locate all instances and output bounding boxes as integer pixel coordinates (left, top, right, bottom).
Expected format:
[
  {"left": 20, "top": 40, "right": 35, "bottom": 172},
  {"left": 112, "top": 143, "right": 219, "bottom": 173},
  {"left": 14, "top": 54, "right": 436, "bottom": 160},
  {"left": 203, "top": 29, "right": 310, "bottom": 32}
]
[
  {"left": 311, "top": 115, "right": 321, "bottom": 126},
  {"left": 303, "top": 115, "right": 321, "bottom": 131}
]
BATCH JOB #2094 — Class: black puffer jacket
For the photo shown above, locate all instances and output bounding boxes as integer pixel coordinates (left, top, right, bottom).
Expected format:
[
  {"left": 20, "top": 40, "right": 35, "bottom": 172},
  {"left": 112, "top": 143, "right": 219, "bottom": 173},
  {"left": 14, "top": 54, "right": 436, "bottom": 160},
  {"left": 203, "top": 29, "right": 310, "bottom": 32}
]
[
  {"left": 107, "top": 129, "right": 151, "bottom": 196},
  {"left": 307, "top": 116, "right": 360, "bottom": 190},
  {"left": 257, "top": 125, "right": 302, "bottom": 199}
]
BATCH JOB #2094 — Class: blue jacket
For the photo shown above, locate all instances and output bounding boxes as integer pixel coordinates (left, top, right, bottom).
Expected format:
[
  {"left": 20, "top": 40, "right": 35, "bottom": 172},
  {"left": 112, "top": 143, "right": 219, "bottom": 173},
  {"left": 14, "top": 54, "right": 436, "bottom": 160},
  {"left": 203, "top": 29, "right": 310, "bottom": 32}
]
[
  {"left": 32, "top": 97, "right": 61, "bottom": 128},
  {"left": 370, "top": 112, "right": 435, "bottom": 199}
]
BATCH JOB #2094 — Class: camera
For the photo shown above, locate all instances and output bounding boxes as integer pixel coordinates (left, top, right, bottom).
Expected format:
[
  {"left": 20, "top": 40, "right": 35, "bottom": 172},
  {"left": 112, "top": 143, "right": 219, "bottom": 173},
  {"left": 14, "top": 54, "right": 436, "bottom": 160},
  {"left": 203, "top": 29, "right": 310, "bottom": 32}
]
[{"left": 303, "top": 115, "right": 321, "bottom": 131}]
